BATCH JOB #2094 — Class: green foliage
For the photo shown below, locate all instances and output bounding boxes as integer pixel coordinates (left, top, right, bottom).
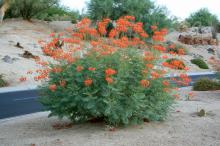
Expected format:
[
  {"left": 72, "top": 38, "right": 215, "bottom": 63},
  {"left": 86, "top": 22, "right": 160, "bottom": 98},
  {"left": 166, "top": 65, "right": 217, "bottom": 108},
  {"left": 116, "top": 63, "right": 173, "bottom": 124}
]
[
  {"left": 217, "top": 73, "right": 220, "bottom": 85},
  {"left": 71, "top": 18, "right": 77, "bottom": 24},
  {"left": 5, "top": 0, "right": 59, "bottom": 20},
  {"left": 142, "top": 6, "right": 173, "bottom": 34},
  {"left": 186, "top": 8, "right": 220, "bottom": 31},
  {"left": 40, "top": 48, "right": 174, "bottom": 126},
  {"left": 191, "top": 58, "right": 209, "bottom": 69},
  {"left": 0, "top": 0, "right": 3, "bottom": 7},
  {"left": 193, "top": 78, "right": 220, "bottom": 91},
  {"left": 0, "top": 74, "right": 7, "bottom": 87},
  {"left": 87, "top": 0, "right": 173, "bottom": 34},
  {"left": 173, "top": 21, "right": 191, "bottom": 32},
  {"left": 35, "top": 5, "right": 80, "bottom": 21},
  {"left": 87, "top": 0, "right": 114, "bottom": 20}
]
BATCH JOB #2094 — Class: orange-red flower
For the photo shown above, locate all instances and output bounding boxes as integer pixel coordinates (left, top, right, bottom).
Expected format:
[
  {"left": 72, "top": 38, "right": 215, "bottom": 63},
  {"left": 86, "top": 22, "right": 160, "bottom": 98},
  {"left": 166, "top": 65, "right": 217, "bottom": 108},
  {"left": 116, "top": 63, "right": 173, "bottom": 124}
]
[
  {"left": 109, "top": 29, "right": 118, "bottom": 38},
  {"left": 49, "top": 32, "right": 55, "bottom": 37},
  {"left": 151, "top": 71, "right": 160, "bottom": 79},
  {"left": 49, "top": 84, "right": 57, "bottom": 92},
  {"left": 163, "top": 80, "right": 170, "bottom": 86},
  {"left": 27, "top": 70, "right": 33, "bottom": 74},
  {"left": 165, "top": 59, "right": 185, "bottom": 70},
  {"left": 188, "top": 92, "right": 194, "bottom": 99},
  {"left": 105, "top": 68, "right": 117, "bottom": 76},
  {"left": 76, "top": 65, "right": 84, "bottom": 72},
  {"left": 52, "top": 67, "right": 62, "bottom": 73},
  {"left": 151, "top": 25, "right": 158, "bottom": 31},
  {"left": 173, "top": 94, "right": 180, "bottom": 100},
  {"left": 142, "top": 69, "right": 148, "bottom": 75},
  {"left": 152, "top": 35, "right": 164, "bottom": 42},
  {"left": 146, "top": 64, "right": 154, "bottom": 69},
  {"left": 162, "top": 55, "right": 168, "bottom": 59},
  {"left": 19, "top": 76, "right": 27, "bottom": 82},
  {"left": 84, "top": 78, "right": 93, "bottom": 86},
  {"left": 105, "top": 77, "right": 114, "bottom": 84},
  {"left": 59, "top": 80, "right": 66, "bottom": 87},
  {"left": 153, "top": 45, "right": 166, "bottom": 52},
  {"left": 140, "top": 79, "right": 150, "bottom": 88},
  {"left": 160, "top": 28, "right": 168, "bottom": 35},
  {"left": 88, "top": 67, "right": 96, "bottom": 71},
  {"left": 177, "top": 48, "right": 185, "bottom": 55},
  {"left": 163, "top": 88, "right": 170, "bottom": 93}
]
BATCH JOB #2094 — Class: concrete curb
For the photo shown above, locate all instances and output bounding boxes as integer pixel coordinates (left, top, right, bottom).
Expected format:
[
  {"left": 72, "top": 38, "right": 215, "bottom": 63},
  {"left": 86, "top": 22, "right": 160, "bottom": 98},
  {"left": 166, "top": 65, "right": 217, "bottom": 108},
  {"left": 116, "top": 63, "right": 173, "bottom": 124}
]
[
  {"left": 0, "top": 71, "right": 217, "bottom": 93},
  {"left": 0, "top": 85, "right": 38, "bottom": 93},
  {"left": 164, "top": 71, "right": 217, "bottom": 78},
  {"left": 0, "top": 112, "right": 49, "bottom": 124}
]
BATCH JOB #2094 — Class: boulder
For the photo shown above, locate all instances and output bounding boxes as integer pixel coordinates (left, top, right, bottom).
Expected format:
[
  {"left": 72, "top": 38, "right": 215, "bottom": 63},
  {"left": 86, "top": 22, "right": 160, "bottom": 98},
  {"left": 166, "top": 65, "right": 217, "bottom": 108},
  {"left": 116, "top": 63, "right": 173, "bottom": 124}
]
[
  {"left": 2, "top": 55, "right": 19, "bottom": 64},
  {"left": 178, "top": 35, "right": 218, "bottom": 46}
]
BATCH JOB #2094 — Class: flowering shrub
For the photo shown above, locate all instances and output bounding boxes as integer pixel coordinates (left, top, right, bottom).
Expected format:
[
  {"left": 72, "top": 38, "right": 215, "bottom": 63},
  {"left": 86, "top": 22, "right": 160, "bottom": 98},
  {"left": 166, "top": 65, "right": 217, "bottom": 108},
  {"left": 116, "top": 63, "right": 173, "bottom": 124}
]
[
  {"left": 164, "top": 58, "right": 186, "bottom": 70},
  {"left": 35, "top": 16, "right": 190, "bottom": 126},
  {"left": 166, "top": 43, "right": 187, "bottom": 55}
]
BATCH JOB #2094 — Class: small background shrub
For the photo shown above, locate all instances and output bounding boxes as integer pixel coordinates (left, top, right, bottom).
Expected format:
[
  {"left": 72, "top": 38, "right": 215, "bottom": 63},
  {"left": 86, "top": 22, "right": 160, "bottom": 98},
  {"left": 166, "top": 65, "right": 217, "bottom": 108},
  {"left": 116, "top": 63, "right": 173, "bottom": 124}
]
[
  {"left": 193, "top": 78, "right": 220, "bottom": 91},
  {"left": 0, "top": 74, "right": 7, "bottom": 87},
  {"left": 166, "top": 43, "right": 188, "bottom": 55},
  {"left": 175, "top": 21, "right": 190, "bottom": 32},
  {"left": 87, "top": 0, "right": 174, "bottom": 36},
  {"left": 5, "top": 1, "right": 80, "bottom": 22},
  {"left": 36, "top": 6, "right": 80, "bottom": 21},
  {"left": 191, "top": 58, "right": 209, "bottom": 69}
]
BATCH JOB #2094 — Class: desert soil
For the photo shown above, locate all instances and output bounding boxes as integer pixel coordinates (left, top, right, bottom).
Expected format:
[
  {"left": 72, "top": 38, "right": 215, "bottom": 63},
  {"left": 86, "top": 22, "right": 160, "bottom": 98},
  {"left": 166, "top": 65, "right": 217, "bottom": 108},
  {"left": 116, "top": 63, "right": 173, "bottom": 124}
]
[
  {"left": 0, "top": 88, "right": 220, "bottom": 146},
  {"left": 0, "top": 19, "right": 73, "bottom": 87}
]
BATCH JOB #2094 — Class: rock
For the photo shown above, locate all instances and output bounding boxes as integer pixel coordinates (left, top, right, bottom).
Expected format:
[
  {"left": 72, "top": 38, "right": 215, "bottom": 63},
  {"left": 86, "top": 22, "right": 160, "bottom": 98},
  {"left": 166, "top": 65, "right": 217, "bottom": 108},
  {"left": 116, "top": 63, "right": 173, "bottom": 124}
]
[
  {"left": 2, "top": 55, "right": 19, "bottom": 64},
  {"left": 178, "top": 27, "right": 218, "bottom": 46},
  {"left": 22, "top": 51, "right": 39, "bottom": 60},
  {"left": 165, "top": 41, "right": 174, "bottom": 45},
  {"left": 192, "top": 54, "right": 204, "bottom": 59},
  {"left": 197, "top": 109, "right": 206, "bottom": 117},
  {"left": 2, "top": 55, "right": 14, "bottom": 64},
  {"left": 207, "top": 48, "right": 215, "bottom": 55},
  {"left": 14, "top": 42, "right": 24, "bottom": 49},
  {"left": 33, "top": 44, "right": 38, "bottom": 48},
  {"left": 178, "top": 35, "right": 218, "bottom": 46},
  {"left": 8, "top": 40, "right": 14, "bottom": 43}
]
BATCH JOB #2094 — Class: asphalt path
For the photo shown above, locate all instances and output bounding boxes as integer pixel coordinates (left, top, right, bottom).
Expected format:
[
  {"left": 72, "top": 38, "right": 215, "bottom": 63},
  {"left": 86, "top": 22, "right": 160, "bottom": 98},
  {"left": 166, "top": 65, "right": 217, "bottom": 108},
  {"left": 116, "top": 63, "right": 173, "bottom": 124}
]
[
  {"left": 0, "top": 73, "right": 218, "bottom": 119},
  {"left": 0, "top": 89, "right": 43, "bottom": 119}
]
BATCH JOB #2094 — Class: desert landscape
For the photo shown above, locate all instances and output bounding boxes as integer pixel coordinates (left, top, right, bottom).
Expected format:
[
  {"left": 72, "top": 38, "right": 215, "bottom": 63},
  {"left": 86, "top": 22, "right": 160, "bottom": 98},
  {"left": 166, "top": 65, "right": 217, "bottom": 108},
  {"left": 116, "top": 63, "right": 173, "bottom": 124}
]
[{"left": 0, "top": 0, "right": 220, "bottom": 146}]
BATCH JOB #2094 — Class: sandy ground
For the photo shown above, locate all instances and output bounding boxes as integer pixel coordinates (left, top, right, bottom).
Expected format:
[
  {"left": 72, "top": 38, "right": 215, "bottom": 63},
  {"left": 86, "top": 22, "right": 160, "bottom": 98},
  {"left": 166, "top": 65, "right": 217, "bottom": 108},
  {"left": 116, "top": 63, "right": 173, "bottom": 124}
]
[
  {"left": 0, "top": 19, "right": 74, "bottom": 87},
  {"left": 0, "top": 88, "right": 220, "bottom": 146}
]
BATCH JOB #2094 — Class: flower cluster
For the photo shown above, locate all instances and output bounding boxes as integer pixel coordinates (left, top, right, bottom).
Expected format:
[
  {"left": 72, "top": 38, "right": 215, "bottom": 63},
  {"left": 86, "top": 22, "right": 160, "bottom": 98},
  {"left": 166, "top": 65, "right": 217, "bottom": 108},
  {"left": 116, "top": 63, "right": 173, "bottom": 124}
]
[{"left": 163, "top": 58, "right": 187, "bottom": 70}]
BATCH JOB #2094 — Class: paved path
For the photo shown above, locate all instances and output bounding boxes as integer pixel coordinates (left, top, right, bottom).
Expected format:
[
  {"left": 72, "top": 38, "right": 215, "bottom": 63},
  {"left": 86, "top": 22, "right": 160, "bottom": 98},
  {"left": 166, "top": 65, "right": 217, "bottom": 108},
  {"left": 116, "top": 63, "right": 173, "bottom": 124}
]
[{"left": 0, "top": 89, "right": 43, "bottom": 119}]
